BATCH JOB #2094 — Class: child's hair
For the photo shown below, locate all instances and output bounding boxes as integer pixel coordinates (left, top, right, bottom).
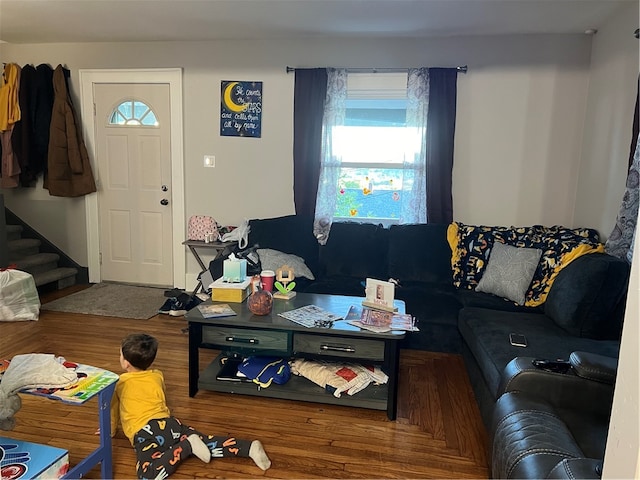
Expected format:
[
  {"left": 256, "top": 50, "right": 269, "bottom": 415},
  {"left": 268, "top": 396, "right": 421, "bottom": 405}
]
[{"left": 121, "top": 333, "right": 158, "bottom": 370}]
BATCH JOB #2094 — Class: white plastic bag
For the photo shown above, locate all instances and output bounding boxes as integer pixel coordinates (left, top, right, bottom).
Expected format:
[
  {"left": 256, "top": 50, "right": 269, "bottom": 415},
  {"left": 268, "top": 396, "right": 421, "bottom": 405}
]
[
  {"left": 221, "top": 219, "right": 250, "bottom": 249},
  {"left": 0, "top": 269, "right": 40, "bottom": 321}
]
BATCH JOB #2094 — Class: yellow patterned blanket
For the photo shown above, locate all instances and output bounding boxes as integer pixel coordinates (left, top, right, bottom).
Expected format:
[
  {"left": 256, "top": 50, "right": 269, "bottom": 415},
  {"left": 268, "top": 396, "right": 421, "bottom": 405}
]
[{"left": 447, "top": 222, "right": 604, "bottom": 306}]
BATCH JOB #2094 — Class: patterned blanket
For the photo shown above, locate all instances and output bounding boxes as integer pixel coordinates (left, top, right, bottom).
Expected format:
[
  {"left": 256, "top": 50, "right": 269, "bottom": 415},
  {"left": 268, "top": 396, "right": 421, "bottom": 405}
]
[{"left": 447, "top": 222, "right": 604, "bottom": 306}]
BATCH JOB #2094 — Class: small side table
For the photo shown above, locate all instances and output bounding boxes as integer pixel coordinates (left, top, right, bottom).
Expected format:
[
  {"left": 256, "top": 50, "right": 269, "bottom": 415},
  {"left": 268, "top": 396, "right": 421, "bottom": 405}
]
[
  {"left": 182, "top": 240, "right": 237, "bottom": 292},
  {"left": 6, "top": 363, "right": 119, "bottom": 480}
]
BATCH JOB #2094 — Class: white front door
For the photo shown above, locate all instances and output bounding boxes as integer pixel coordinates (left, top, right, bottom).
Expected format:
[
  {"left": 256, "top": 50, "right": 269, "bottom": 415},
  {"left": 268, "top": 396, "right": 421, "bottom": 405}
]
[{"left": 93, "top": 83, "right": 173, "bottom": 286}]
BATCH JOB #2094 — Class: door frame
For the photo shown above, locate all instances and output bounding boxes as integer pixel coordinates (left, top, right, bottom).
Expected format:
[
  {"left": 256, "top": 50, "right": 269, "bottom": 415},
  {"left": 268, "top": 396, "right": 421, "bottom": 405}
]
[{"left": 79, "top": 68, "right": 185, "bottom": 289}]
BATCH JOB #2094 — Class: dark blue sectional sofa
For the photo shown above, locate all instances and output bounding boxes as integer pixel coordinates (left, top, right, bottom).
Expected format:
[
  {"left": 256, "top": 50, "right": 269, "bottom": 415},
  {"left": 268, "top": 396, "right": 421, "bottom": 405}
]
[{"left": 222, "top": 214, "right": 630, "bottom": 432}]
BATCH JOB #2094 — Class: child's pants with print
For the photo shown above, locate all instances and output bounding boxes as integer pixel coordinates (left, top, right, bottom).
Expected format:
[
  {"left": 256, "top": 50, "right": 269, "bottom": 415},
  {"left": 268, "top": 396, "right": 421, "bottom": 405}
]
[{"left": 133, "top": 417, "right": 252, "bottom": 479}]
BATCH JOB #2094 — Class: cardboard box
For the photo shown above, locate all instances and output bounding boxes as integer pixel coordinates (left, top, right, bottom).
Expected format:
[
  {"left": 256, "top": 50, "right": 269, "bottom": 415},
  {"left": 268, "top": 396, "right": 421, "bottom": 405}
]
[{"left": 0, "top": 437, "right": 69, "bottom": 479}]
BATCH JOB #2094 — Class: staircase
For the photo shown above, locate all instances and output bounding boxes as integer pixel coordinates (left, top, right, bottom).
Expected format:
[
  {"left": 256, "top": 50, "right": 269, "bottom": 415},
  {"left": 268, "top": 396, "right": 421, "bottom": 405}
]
[{"left": 6, "top": 224, "right": 81, "bottom": 291}]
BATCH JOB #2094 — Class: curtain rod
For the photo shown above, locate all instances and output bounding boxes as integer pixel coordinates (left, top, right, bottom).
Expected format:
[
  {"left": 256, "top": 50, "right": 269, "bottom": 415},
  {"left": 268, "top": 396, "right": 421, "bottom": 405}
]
[{"left": 286, "top": 65, "right": 468, "bottom": 74}]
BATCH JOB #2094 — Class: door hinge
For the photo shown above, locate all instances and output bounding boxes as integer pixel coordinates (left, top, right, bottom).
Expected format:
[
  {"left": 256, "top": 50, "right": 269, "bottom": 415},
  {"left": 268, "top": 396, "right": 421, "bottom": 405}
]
[
  {"left": 99, "top": 252, "right": 102, "bottom": 265},
  {"left": 93, "top": 103, "right": 96, "bottom": 116}
]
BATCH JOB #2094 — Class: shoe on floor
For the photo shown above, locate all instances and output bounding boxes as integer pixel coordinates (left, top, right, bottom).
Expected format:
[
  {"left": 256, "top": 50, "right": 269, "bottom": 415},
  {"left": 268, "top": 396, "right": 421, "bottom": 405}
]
[
  {"left": 168, "top": 299, "right": 188, "bottom": 316},
  {"left": 158, "top": 298, "right": 176, "bottom": 314},
  {"left": 168, "top": 295, "right": 203, "bottom": 317}
]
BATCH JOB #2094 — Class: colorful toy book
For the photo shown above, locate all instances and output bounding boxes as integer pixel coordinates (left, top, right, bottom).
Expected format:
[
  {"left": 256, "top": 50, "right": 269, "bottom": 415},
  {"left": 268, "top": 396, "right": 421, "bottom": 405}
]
[{"left": 17, "top": 362, "right": 119, "bottom": 405}]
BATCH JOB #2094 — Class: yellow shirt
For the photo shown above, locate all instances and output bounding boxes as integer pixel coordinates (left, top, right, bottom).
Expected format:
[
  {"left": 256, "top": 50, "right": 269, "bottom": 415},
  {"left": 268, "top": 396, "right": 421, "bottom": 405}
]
[{"left": 110, "top": 369, "right": 171, "bottom": 444}]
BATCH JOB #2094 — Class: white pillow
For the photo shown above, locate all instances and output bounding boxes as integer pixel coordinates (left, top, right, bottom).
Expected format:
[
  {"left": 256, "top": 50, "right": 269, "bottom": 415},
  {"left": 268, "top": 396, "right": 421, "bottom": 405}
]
[
  {"left": 257, "top": 248, "right": 315, "bottom": 280},
  {"left": 475, "top": 242, "right": 542, "bottom": 305}
]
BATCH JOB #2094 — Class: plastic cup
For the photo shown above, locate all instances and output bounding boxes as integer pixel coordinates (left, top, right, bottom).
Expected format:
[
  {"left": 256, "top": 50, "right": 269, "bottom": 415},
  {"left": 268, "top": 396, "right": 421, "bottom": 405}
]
[{"left": 260, "top": 270, "right": 276, "bottom": 292}]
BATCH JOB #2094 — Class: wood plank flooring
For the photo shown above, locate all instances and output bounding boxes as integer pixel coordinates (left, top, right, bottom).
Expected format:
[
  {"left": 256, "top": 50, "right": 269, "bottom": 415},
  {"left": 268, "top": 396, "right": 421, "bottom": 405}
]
[{"left": 1, "top": 286, "right": 489, "bottom": 479}]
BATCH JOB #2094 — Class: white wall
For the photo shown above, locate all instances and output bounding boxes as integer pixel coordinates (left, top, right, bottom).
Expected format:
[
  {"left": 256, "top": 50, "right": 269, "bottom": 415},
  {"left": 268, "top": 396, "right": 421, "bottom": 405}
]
[
  {"left": 1, "top": 34, "right": 596, "bottom": 271},
  {"left": 574, "top": 1, "right": 640, "bottom": 241},
  {"left": 0, "top": 15, "right": 635, "bottom": 280}
]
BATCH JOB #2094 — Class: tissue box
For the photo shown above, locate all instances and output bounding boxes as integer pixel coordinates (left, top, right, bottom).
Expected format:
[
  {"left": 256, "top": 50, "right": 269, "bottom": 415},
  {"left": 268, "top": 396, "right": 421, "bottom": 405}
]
[
  {"left": 223, "top": 258, "right": 247, "bottom": 283},
  {"left": 211, "top": 276, "right": 252, "bottom": 303}
]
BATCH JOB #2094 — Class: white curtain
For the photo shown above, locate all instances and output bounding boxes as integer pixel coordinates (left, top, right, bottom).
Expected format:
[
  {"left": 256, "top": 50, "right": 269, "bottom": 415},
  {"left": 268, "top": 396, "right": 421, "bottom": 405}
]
[
  {"left": 403, "top": 68, "right": 429, "bottom": 223},
  {"left": 313, "top": 67, "right": 430, "bottom": 244},
  {"left": 313, "top": 68, "right": 347, "bottom": 245}
]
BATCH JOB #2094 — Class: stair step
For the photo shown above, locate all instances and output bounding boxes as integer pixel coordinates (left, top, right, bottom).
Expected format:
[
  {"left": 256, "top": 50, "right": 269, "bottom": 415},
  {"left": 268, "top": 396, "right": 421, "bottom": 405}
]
[
  {"left": 6, "top": 224, "right": 23, "bottom": 242},
  {"left": 32, "top": 267, "right": 78, "bottom": 289},
  {"left": 12, "top": 252, "right": 61, "bottom": 276},
  {"left": 8, "top": 238, "right": 42, "bottom": 259}
]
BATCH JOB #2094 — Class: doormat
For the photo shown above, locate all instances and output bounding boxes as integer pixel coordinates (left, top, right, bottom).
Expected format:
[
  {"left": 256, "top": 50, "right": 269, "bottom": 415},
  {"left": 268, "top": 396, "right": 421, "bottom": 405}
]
[{"left": 41, "top": 283, "right": 167, "bottom": 320}]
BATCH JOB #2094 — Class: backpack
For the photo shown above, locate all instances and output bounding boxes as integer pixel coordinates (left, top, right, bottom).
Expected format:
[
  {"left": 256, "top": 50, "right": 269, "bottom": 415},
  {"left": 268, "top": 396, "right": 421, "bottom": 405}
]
[
  {"left": 237, "top": 356, "right": 291, "bottom": 388},
  {"left": 188, "top": 215, "right": 219, "bottom": 242}
]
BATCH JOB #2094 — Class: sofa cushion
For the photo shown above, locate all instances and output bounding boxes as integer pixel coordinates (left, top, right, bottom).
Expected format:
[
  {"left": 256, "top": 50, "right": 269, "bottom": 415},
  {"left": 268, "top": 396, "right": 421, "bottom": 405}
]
[
  {"left": 257, "top": 248, "right": 315, "bottom": 280},
  {"left": 320, "top": 222, "right": 389, "bottom": 280},
  {"left": 458, "top": 307, "right": 621, "bottom": 399},
  {"left": 387, "top": 223, "right": 452, "bottom": 284},
  {"left": 455, "top": 289, "right": 542, "bottom": 313},
  {"left": 304, "top": 276, "right": 367, "bottom": 297},
  {"left": 247, "top": 215, "right": 319, "bottom": 275},
  {"left": 476, "top": 243, "right": 543, "bottom": 305},
  {"left": 395, "top": 282, "right": 463, "bottom": 352},
  {"left": 544, "top": 253, "right": 630, "bottom": 340}
]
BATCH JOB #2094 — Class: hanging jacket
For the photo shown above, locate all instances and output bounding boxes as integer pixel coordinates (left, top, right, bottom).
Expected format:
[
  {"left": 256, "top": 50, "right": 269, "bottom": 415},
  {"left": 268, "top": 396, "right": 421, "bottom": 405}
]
[
  {"left": 0, "top": 63, "right": 21, "bottom": 131},
  {"left": 12, "top": 64, "right": 37, "bottom": 186},
  {"left": 45, "top": 64, "right": 96, "bottom": 197},
  {"left": 0, "top": 64, "right": 22, "bottom": 188},
  {"left": 33, "top": 64, "right": 54, "bottom": 179}
]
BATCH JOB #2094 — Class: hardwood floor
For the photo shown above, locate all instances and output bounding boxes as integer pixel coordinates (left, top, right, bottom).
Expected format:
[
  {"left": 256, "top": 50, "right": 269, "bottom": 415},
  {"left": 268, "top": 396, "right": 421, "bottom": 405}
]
[{"left": 1, "top": 286, "right": 489, "bottom": 479}]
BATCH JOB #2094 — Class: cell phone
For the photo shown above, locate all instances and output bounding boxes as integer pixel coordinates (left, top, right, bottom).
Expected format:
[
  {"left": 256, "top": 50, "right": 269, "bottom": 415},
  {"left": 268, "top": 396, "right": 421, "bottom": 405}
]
[{"left": 509, "top": 333, "right": 527, "bottom": 347}]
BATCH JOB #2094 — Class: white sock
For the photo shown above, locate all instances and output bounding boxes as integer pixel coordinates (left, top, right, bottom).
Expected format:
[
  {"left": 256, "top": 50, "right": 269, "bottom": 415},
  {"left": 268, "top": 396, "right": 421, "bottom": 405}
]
[
  {"left": 187, "top": 434, "right": 211, "bottom": 463},
  {"left": 249, "top": 440, "right": 271, "bottom": 471}
]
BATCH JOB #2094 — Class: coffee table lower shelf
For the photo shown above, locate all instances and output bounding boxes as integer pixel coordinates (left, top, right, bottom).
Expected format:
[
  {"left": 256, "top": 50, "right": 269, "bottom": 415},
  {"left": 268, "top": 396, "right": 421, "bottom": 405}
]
[{"left": 198, "top": 356, "right": 389, "bottom": 412}]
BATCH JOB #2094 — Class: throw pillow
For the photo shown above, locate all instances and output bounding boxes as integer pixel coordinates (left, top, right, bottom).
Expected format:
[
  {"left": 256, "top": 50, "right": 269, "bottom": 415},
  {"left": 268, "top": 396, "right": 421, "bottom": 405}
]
[
  {"left": 257, "top": 248, "right": 315, "bottom": 280},
  {"left": 475, "top": 242, "right": 543, "bottom": 305}
]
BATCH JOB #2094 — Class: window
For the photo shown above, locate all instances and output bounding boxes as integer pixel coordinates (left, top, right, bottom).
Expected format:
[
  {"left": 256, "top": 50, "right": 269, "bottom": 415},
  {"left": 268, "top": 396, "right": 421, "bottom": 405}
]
[
  {"left": 329, "top": 73, "right": 424, "bottom": 227},
  {"left": 108, "top": 100, "right": 158, "bottom": 126}
]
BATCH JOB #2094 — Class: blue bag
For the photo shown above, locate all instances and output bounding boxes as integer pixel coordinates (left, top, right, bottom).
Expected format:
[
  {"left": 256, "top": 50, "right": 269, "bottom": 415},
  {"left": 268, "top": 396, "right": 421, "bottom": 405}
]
[{"left": 237, "top": 356, "right": 291, "bottom": 388}]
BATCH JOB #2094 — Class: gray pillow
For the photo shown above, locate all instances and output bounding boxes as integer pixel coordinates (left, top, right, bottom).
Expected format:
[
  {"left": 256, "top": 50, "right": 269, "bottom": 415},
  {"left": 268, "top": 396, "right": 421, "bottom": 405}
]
[
  {"left": 257, "top": 248, "right": 315, "bottom": 280},
  {"left": 475, "top": 242, "right": 542, "bottom": 305}
]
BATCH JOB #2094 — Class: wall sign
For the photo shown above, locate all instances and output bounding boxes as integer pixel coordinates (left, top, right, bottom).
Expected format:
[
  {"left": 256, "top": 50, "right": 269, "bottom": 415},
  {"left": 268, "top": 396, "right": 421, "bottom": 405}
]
[{"left": 220, "top": 80, "right": 262, "bottom": 138}]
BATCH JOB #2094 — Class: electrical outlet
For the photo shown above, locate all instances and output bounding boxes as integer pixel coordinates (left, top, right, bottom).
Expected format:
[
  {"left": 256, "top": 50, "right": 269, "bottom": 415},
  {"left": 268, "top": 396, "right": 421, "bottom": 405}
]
[{"left": 204, "top": 155, "right": 216, "bottom": 167}]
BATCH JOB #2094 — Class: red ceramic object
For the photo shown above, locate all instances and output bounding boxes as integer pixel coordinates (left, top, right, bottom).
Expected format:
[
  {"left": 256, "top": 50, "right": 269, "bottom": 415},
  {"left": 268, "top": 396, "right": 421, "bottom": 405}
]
[{"left": 247, "top": 289, "right": 273, "bottom": 316}]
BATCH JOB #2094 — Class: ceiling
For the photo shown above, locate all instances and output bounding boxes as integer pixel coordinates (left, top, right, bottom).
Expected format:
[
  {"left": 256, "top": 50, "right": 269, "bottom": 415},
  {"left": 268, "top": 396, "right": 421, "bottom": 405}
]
[{"left": 0, "top": 0, "right": 635, "bottom": 44}]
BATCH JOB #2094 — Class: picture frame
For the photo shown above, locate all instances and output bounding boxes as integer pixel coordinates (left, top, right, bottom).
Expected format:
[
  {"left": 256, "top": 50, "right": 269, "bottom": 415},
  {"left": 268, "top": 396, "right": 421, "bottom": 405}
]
[{"left": 362, "top": 278, "right": 397, "bottom": 312}]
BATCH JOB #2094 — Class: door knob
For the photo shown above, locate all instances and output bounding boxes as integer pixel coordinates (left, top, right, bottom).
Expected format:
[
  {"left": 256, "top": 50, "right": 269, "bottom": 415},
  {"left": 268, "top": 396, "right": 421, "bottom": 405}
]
[{"left": 160, "top": 199, "right": 169, "bottom": 206}]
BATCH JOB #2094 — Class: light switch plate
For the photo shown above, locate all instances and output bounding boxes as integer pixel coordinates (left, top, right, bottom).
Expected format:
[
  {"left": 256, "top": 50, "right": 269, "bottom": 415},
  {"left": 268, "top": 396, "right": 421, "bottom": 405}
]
[{"left": 204, "top": 155, "right": 216, "bottom": 167}]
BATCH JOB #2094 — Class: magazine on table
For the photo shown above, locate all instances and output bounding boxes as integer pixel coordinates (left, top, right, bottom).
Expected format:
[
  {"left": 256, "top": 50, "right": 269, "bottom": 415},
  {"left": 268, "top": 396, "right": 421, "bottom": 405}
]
[
  {"left": 346, "top": 305, "right": 419, "bottom": 333},
  {"left": 196, "top": 303, "right": 237, "bottom": 318},
  {"left": 278, "top": 304, "right": 342, "bottom": 328}
]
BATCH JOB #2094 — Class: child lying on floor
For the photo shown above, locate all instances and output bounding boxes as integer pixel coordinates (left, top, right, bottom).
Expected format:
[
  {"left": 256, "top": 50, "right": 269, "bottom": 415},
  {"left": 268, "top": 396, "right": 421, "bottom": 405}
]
[{"left": 110, "top": 333, "right": 271, "bottom": 478}]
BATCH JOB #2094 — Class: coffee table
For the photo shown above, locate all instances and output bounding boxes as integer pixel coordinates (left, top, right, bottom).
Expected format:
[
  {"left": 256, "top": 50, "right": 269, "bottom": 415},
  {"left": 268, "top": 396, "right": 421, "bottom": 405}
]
[{"left": 185, "top": 292, "right": 406, "bottom": 420}]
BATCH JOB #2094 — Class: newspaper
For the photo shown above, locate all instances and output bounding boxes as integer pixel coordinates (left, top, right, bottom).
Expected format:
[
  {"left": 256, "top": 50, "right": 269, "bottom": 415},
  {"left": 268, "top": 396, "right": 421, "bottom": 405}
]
[{"left": 278, "top": 305, "right": 342, "bottom": 328}]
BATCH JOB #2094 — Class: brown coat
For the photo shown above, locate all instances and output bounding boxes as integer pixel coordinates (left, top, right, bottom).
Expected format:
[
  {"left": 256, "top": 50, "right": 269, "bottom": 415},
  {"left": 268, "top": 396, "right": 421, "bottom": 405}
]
[{"left": 45, "top": 65, "right": 96, "bottom": 197}]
